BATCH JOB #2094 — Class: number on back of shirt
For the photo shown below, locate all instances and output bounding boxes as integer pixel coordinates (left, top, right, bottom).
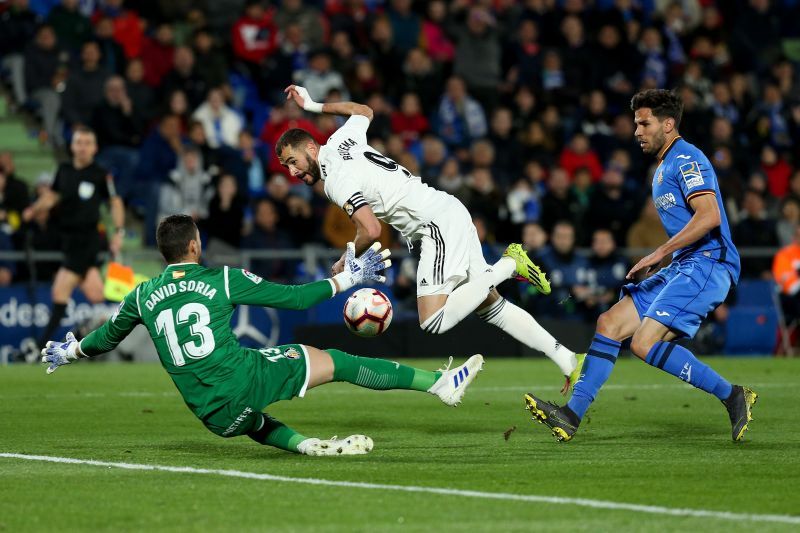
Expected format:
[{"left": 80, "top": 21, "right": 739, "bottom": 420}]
[{"left": 154, "top": 303, "right": 215, "bottom": 366}]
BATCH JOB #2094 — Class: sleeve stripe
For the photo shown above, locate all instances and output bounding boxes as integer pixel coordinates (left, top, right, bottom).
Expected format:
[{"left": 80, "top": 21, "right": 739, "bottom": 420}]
[
  {"left": 687, "top": 190, "right": 716, "bottom": 201},
  {"left": 135, "top": 285, "right": 141, "bottom": 317},
  {"left": 224, "top": 265, "right": 231, "bottom": 299},
  {"left": 346, "top": 192, "right": 368, "bottom": 209}
]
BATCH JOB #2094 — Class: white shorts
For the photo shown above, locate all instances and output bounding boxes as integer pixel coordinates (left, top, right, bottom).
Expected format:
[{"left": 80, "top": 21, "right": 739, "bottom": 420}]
[{"left": 416, "top": 202, "right": 490, "bottom": 297}]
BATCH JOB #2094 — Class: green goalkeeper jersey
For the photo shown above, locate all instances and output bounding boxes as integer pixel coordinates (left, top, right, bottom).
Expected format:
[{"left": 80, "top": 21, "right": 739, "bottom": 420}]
[{"left": 79, "top": 262, "right": 334, "bottom": 419}]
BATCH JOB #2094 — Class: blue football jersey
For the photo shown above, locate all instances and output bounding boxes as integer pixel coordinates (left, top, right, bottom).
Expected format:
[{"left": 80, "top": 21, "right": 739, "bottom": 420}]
[{"left": 650, "top": 137, "right": 741, "bottom": 282}]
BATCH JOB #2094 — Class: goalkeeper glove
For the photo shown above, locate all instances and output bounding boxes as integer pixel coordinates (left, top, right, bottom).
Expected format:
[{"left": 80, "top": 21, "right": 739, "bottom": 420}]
[
  {"left": 41, "top": 331, "right": 83, "bottom": 374},
  {"left": 332, "top": 242, "right": 391, "bottom": 293}
]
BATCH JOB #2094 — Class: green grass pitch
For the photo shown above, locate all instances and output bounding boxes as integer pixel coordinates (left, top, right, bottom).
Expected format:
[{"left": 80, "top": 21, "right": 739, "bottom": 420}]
[{"left": 1, "top": 356, "right": 798, "bottom": 532}]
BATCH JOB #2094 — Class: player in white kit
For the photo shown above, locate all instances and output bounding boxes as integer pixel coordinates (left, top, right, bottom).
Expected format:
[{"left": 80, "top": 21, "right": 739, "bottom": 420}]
[{"left": 277, "top": 85, "right": 584, "bottom": 391}]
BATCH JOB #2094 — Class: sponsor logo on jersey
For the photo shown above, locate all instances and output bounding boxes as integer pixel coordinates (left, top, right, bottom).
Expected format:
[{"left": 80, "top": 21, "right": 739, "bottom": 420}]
[
  {"left": 657, "top": 169, "right": 663, "bottom": 184},
  {"left": 419, "top": 278, "right": 428, "bottom": 287},
  {"left": 676, "top": 154, "right": 692, "bottom": 159},
  {"left": 242, "top": 269, "right": 263, "bottom": 284},
  {"left": 655, "top": 310, "right": 670, "bottom": 317},
  {"left": 172, "top": 270, "right": 185, "bottom": 279},
  {"left": 78, "top": 181, "right": 95, "bottom": 200},
  {"left": 320, "top": 163, "right": 327, "bottom": 178},
  {"left": 654, "top": 192, "right": 677, "bottom": 211},
  {"left": 222, "top": 406, "right": 254, "bottom": 437},
  {"left": 283, "top": 347, "right": 301, "bottom": 359},
  {"left": 679, "top": 161, "right": 704, "bottom": 189}
]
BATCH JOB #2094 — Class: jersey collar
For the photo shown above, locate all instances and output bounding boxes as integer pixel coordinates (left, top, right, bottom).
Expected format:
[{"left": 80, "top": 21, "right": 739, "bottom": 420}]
[
  {"left": 165, "top": 262, "right": 199, "bottom": 268},
  {"left": 657, "top": 135, "right": 682, "bottom": 162}
]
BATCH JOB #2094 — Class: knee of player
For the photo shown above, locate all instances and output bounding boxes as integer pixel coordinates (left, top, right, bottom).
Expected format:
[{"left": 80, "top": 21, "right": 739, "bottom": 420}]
[
  {"left": 596, "top": 311, "right": 624, "bottom": 339},
  {"left": 629, "top": 332, "right": 655, "bottom": 360}
]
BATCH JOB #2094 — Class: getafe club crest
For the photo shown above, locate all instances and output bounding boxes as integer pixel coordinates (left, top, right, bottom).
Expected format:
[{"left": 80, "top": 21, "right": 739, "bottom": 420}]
[
  {"left": 657, "top": 170, "right": 664, "bottom": 184},
  {"left": 283, "top": 347, "right": 301, "bottom": 359}
]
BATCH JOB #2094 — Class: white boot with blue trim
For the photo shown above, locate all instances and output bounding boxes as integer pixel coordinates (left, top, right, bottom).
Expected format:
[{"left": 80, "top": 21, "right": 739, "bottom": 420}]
[{"left": 427, "top": 354, "right": 485, "bottom": 406}]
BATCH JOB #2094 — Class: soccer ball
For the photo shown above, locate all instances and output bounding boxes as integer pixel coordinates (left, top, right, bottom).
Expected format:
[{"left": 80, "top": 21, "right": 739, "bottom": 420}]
[{"left": 343, "top": 288, "right": 393, "bottom": 337}]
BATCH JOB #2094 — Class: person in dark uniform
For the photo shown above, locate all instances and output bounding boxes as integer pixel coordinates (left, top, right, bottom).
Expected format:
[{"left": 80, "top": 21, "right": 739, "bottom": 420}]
[{"left": 22, "top": 126, "right": 125, "bottom": 357}]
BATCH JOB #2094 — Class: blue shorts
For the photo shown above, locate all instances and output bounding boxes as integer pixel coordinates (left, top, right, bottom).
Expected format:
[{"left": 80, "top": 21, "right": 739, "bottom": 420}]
[{"left": 620, "top": 256, "right": 733, "bottom": 338}]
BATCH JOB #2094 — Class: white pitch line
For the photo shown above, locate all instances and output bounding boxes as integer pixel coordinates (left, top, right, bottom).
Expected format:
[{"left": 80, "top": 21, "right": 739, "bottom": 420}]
[{"left": 1, "top": 453, "right": 798, "bottom": 526}]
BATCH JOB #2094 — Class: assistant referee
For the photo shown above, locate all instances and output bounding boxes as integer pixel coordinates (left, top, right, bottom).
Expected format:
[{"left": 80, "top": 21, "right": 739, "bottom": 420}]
[{"left": 22, "top": 126, "right": 126, "bottom": 357}]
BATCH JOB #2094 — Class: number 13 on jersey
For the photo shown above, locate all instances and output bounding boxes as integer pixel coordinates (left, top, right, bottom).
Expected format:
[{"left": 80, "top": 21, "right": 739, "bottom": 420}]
[{"left": 155, "top": 303, "right": 216, "bottom": 366}]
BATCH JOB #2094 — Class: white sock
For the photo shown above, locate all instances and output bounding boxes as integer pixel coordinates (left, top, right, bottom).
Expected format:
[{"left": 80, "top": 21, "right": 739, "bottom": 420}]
[
  {"left": 477, "top": 297, "right": 577, "bottom": 376},
  {"left": 420, "top": 257, "right": 515, "bottom": 334}
]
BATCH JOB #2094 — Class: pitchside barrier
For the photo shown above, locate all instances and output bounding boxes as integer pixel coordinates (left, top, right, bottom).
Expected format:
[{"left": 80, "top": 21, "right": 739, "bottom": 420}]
[{"left": 0, "top": 247, "right": 787, "bottom": 363}]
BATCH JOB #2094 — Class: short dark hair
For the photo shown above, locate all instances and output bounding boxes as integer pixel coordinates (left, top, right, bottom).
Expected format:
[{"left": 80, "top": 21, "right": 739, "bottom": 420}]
[
  {"left": 275, "top": 128, "right": 316, "bottom": 156},
  {"left": 630, "top": 89, "right": 683, "bottom": 128},
  {"left": 157, "top": 215, "right": 198, "bottom": 263},
  {"left": 72, "top": 125, "right": 96, "bottom": 138}
]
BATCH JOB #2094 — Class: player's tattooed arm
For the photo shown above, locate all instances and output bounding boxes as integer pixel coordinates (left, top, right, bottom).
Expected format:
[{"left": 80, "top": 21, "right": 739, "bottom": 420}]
[
  {"left": 284, "top": 85, "right": 373, "bottom": 121},
  {"left": 627, "top": 193, "right": 720, "bottom": 279}
]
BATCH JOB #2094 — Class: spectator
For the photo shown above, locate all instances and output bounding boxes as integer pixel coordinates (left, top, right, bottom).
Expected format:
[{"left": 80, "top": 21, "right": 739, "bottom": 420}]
[
  {"left": 463, "top": 168, "right": 502, "bottom": 233},
  {"left": 159, "top": 147, "right": 212, "bottom": 222},
  {"left": 24, "top": 24, "right": 67, "bottom": 145},
  {"left": 269, "top": 23, "right": 312, "bottom": 97},
  {"left": 760, "top": 145, "right": 792, "bottom": 199},
  {"left": 777, "top": 197, "right": 800, "bottom": 247},
  {"left": 136, "top": 114, "right": 186, "bottom": 244},
  {"left": 242, "top": 198, "right": 294, "bottom": 282},
  {"left": 418, "top": 136, "right": 447, "bottom": 181},
  {"left": 46, "top": 0, "right": 91, "bottom": 51},
  {"left": 164, "top": 89, "right": 191, "bottom": 132},
  {"left": 160, "top": 46, "right": 207, "bottom": 109},
  {"left": 503, "top": 19, "right": 541, "bottom": 88},
  {"left": 539, "top": 220, "right": 589, "bottom": 320},
  {"left": 580, "top": 228, "right": 629, "bottom": 319},
  {"left": 585, "top": 167, "right": 641, "bottom": 247},
  {"left": 274, "top": 0, "right": 326, "bottom": 49},
  {"left": 203, "top": 174, "right": 245, "bottom": 248},
  {"left": 420, "top": 0, "right": 455, "bottom": 63},
  {"left": 92, "top": 76, "right": 143, "bottom": 202},
  {"left": 368, "top": 16, "right": 404, "bottom": 100},
  {"left": 730, "top": 0, "right": 782, "bottom": 73},
  {"left": 521, "top": 120, "right": 556, "bottom": 169},
  {"left": 391, "top": 93, "right": 429, "bottom": 147},
  {"left": 401, "top": 48, "right": 444, "bottom": 116},
  {"left": 488, "top": 107, "right": 523, "bottom": 187},
  {"left": 540, "top": 167, "right": 582, "bottom": 234},
  {"left": 559, "top": 15, "right": 592, "bottom": 94},
  {"left": 93, "top": 0, "right": 144, "bottom": 59},
  {"left": 192, "top": 29, "right": 228, "bottom": 89},
  {"left": 451, "top": 6, "right": 501, "bottom": 112},
  {"left": 293, "top": 50, "right": 349, "bottom": 103},
  {"left": 0, "top": 152, "right": 32, "bottom": 226},
  {"left": 93, "top": 16, "right": 125, "bottom": 75},
  {"left": 231, "top": 0, "right": 278, "bottom": 77},
  {"left": 61, "top": 41, "right": 109, "bottom": 127},
  {"left": 124, "top": 58, "right": 155, "bottom": 125},
  {"left": 590, "top": 24, "right": 639, "bottom": 107},
  {"left": 559, "top": 132, "right": 604, "bottom": 182},
  {"left": 638, "top": 26, "right": 668, "bottom": 89},
  {"left": 192, "top": 87, "right": 243, "bottom": 149},
  {"left": 0, "top": 0, "right": 41, "bottom": 105},
  {"left": 387, "top": 0, "right": 421, "bottom": 54},
  {"left": 141, "top": 23, "right": 176, "bottom": 88},
  {"left": 735, "top": 188, "right": 779, "bottom": 279},
  {"left": 436, "top": 157, "right": 468, "bottom": 202},
  {"left": 435, "top": 76, "right": 487, "bottom": 151}
]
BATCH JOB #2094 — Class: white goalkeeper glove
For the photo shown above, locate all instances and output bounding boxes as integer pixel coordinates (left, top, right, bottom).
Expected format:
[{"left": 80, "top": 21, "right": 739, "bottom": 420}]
[
  {"left": 285, "top": 84, "right": 324, "bottom": 113},
  {"left": 332, "top": 242, "right": 391, "bottom": 293},
  {"left": 41, "top": 331, "right": 83, "bottom": 374}
]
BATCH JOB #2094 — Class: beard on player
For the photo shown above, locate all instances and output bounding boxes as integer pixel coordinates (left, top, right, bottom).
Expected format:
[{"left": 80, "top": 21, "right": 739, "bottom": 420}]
[{"left": 301, "top": 152, "right": 322, "bottom": 186}]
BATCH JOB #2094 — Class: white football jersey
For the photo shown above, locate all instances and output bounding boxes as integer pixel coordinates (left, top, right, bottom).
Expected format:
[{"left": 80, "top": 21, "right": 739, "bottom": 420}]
[{"left": 319, "top": 115, "right": 457, "bottom": 239}]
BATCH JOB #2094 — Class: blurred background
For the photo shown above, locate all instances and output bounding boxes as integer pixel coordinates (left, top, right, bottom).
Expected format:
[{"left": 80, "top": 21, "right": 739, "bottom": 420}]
[{"left": 1, "top": 0, "right": 799, "bottom": 360}]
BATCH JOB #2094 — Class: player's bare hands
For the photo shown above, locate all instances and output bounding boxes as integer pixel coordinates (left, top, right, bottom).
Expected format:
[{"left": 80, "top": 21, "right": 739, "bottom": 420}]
[{"left": 626, "top": 248, "right": 667, "bottom": 279}]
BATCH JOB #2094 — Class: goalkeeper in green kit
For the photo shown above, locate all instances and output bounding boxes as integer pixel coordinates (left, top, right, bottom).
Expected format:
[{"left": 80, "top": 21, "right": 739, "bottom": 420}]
[{"left": 41, "top": 215, "right": 484, "bottom": 456}]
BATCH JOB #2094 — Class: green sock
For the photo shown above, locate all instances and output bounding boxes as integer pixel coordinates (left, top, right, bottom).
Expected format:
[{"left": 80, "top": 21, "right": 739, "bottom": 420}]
[
  {"left": 248, "top": 414, "right": 307, "bottom": 453},
  {"left": 327, "top": 349, "right": 441, "bottom": 392}
]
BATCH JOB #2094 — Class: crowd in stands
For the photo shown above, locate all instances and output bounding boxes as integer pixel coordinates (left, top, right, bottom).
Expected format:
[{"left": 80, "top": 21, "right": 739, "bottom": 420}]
[{"left": 1, "top": 0, "right": 800, "bottom": 323}]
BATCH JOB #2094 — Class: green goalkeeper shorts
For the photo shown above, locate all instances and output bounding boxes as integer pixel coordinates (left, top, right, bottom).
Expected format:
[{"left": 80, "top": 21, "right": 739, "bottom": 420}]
[{"left": 202, "top": 343, "right": 311, "bottom": 438}]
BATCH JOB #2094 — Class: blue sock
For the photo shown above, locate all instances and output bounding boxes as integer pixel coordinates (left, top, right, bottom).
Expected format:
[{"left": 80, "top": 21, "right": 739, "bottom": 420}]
[
  {"left": 645, "top": 341, "right": 732, "bottom": 400},
  {"left": 567, "top": 333, "right": 622, "bottom": 420}
]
